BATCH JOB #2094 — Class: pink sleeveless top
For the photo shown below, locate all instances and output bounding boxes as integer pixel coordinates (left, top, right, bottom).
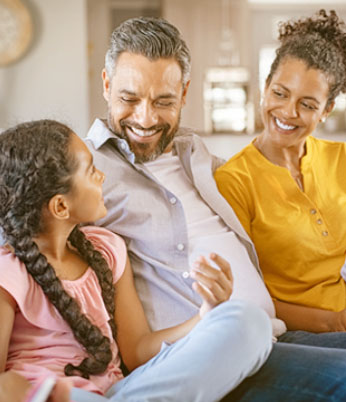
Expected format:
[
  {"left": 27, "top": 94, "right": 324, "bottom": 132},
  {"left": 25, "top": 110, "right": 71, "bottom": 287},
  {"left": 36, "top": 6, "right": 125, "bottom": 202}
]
[{"left": 0, "top": 226, "right": 126, "bottom": 395}]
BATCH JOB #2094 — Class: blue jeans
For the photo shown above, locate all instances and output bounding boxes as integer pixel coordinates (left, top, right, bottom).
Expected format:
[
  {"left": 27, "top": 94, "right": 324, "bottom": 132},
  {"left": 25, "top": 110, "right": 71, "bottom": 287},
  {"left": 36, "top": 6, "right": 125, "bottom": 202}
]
[
  {"left": 71, "top": 300, "right": 272, "bottom": 402},
  {"left": 71, "top": 309, "right": 346, "bottom": 402},
  {"left": 278, "top": 329, "right": 346, "bottom": 348},
  {"left": 224, "top": 330, "right": 346, "bottom": 401}
]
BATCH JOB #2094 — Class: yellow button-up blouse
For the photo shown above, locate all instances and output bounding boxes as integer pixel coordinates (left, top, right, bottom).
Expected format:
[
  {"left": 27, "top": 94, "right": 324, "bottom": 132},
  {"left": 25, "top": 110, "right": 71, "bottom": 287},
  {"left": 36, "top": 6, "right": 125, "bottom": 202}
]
[{"left": 215, "top": 136, "right": 346, "bottom": 312}]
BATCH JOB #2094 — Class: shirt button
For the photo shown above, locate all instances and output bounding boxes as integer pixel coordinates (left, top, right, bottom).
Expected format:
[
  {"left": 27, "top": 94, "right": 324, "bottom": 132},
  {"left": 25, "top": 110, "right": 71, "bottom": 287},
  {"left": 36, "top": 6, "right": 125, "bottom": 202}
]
[
  {"left": 177, "top": 243, "right": 185, "bottom": 251},
  {"left": 170, "top": 197, "right": 177, "bottom": 205},
  {"left": 316, "top": 219, "right": 323, "bottom": 225},
  {"left": 310, "top": 209, "right": 317, "bottom": 215},
  {"left": 182, "top": 271, "right": 190, "bottom": 279},
  {"left": 120, "top": 143, "right": 126, "bottom": 150},
  {"left": 322, "top": 231, "right": 328, "bottom": 236}
]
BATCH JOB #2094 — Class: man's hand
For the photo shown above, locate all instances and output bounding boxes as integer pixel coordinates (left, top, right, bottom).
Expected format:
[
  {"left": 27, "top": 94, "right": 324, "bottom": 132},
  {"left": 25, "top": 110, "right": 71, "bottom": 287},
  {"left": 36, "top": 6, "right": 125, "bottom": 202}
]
[{"left": 190, "top": 253, "right": 233, "bottom": 318}]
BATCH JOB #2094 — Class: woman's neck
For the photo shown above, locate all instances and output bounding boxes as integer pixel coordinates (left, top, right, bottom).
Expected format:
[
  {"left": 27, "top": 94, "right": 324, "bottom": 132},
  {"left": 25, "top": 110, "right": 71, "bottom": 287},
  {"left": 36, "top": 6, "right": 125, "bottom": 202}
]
[
  {"left": 254, "top": 132, "right": 307, "bottom": 191},
  {"left": 254, "top": 133, "right": 306, "bottom": 172}
]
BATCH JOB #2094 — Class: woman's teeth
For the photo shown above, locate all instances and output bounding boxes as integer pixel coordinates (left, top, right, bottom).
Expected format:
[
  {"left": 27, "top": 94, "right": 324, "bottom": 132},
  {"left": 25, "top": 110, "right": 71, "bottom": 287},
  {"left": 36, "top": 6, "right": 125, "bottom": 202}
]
[{"left": 275, "top": 117, "right": 296, "bottom": 131}]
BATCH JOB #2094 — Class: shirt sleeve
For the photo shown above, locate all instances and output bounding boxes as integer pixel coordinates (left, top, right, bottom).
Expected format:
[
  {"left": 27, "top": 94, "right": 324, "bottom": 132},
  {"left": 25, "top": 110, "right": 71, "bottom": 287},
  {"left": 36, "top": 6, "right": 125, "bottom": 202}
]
[
  {"left": 80, "top": 226, "right": 127, "bottom": 284},
  {"left": 214, "top": 165, "right": 253, "bottom": 237},
  {"left": 0, "top": 247, "right": 69, "bottom": 331}
]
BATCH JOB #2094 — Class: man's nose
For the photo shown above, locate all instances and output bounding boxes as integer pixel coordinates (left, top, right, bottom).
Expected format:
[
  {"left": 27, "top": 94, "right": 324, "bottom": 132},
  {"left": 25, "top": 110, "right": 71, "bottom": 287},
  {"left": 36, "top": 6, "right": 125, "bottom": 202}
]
[{"left": 133, "top": 101, "right": 159, "bottom": 128}]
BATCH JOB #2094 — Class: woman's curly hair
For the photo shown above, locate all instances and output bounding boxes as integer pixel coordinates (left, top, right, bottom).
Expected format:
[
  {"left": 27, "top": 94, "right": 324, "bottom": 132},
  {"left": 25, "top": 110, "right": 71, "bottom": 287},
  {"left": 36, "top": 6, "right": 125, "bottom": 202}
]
[
  {"left": 0, "top": 120, "right": 116, "bottom": 379},
  {"left": 267, "top": 9, "right": 346, "bottom": 106}
]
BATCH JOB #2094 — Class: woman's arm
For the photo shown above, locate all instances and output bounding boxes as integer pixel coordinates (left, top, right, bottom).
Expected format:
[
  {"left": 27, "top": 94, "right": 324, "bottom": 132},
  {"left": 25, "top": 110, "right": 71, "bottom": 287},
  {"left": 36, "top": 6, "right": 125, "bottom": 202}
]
[
  {"left": 274, "top": 299, "right": 346, "bottom": 332},
  {"left": 115, "top": 254, "right": 233, "bottom": 371},
  {"left": 0, "top": 286, "right": 16, "bottom": 372}
]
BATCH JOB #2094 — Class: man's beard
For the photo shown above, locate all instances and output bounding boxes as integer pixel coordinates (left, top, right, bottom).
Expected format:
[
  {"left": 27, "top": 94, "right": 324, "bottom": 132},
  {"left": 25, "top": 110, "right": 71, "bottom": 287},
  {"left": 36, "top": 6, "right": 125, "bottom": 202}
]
[{"left": 107, "top": 110, "right": 181, "bottom": 163}]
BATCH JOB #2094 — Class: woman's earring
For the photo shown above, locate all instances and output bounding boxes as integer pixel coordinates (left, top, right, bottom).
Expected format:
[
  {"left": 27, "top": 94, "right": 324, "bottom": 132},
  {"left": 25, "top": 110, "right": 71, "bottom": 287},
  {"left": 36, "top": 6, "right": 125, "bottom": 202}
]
[{"left": 321, "top": 116, "right": 326, "bottom": 123}]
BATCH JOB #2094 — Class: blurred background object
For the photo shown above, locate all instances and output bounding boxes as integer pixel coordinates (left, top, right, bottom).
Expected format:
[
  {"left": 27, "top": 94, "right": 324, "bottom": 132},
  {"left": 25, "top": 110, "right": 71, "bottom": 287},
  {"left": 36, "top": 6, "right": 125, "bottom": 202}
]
[
  {"left": 1, "top": 0, "right": 346, "bottom": 157},
  {"left": 0, "top": 0, "right": 33, "bottom": 66}
]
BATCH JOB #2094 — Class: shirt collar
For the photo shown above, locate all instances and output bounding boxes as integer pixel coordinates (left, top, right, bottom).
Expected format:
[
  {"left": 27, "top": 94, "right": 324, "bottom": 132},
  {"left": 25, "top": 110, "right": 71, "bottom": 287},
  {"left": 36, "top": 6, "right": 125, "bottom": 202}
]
[
  {"left": 87, "top": 119, "right": 195, "bottom": 164},
  {"left": 87, "top": 119, "right": 135, "bottom": 162}
]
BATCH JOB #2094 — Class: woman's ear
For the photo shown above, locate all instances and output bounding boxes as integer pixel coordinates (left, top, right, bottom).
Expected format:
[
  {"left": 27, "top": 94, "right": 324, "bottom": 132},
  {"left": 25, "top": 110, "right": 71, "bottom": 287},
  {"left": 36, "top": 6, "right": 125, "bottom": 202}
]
[
  {"left": 47, "top": 195, "right": 70, "bottom": 220},
  {"left": 321, "top": 101, "right": 335, "bottom": 123}
]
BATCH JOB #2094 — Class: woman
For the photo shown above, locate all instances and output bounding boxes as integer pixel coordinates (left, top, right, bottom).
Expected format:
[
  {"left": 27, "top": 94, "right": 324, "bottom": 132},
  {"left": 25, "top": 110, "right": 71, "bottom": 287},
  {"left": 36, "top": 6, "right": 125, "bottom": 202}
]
[
  {"left": 0, "top": 119, "right": 271, "bottom": 402},
  {"left": 215, "top": 9, "right": 346, "bottom": 334}
]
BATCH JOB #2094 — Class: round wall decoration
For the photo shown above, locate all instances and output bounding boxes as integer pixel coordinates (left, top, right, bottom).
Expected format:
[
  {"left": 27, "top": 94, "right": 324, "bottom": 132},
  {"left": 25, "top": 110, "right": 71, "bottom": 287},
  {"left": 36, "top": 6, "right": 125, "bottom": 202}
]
[{"left": 0, "top": 0, "right": 33, "bottom": 66}]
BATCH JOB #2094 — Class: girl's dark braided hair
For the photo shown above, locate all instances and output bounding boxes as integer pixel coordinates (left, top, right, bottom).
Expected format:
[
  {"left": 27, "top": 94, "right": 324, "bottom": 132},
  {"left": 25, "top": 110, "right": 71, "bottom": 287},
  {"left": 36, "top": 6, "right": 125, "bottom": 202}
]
[
  {"left": 0, "top": 120, "right": 116, "bottom": 378},
  {"left": 267, "top": 9, "right": 346, "bottom": 107}
]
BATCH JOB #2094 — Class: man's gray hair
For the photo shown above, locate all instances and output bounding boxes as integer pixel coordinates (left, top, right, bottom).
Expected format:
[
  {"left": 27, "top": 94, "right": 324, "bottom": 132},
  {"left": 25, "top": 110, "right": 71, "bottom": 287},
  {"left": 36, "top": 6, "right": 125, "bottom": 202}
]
[{"left": 105, "top": 16, "right": 191, "bottom": 87}]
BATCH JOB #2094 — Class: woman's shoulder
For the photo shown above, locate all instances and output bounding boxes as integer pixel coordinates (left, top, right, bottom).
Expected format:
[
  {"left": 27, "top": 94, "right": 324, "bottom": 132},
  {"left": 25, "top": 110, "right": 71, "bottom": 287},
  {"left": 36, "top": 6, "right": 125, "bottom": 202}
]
[
  {"left": 215, "top": 141, "right": 259, "bottom": 178},
  {"left": 309, "top": 135, "right": 346, "bottom": 150},
  {"left": 308, "top": 135, "right": 346, "bottom": 160}
]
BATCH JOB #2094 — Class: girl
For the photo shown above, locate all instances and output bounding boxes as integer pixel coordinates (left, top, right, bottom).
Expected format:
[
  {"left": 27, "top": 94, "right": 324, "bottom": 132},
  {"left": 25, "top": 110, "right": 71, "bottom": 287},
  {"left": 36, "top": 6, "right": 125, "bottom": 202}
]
[{"left": 0, "top": 120, "right": 271, "bottom": 401}]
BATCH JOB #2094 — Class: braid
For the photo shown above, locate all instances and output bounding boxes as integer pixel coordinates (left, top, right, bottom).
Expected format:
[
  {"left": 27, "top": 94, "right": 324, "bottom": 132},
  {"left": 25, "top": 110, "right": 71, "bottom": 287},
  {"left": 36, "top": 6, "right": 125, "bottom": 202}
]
[
  {"left": 7, "top": 231, "right": 112, "bottom": 378},
  {"left": 0, "top": 120, "right": 116, "bottom": 379},
  {"left": 68, "top": 226, "right": 117, "bottom": 339},
  {"left": 267, "top": 9, "right": 346, "bottom": 105}
]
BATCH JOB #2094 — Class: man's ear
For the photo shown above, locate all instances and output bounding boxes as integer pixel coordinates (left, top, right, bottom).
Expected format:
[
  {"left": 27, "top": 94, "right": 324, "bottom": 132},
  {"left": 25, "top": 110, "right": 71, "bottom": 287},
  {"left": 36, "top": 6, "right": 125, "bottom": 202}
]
[
  {"left": 47, "top": 195, "right": 70, "bottom": 220},
  {"left": 102, "top": 68, "right": 111, "bottom": 102},
  {"left": 181, "top": 80, "right": 191, "bottom": 107}
]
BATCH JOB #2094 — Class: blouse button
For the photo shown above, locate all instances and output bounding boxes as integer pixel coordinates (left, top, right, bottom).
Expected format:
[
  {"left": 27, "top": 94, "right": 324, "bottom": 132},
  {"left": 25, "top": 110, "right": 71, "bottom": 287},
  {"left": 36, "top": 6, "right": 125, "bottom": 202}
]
[
  {"left": 322, "top": 231, "right": 328, "bottom": 237},
  {"left": 310, "top": 209, "right": 317, "bottom": 215},
  {"left": 316, "top": 219, "right": 322, "bottom": 225},
  {"left": 170, "top": 197, "right": 177, "bottom": 205},
  {"left": 182, "top": 271, "right": 190, "bottom": 279},
  {"left": 177, "top": 243, "right": 185, "bottom": 251}
]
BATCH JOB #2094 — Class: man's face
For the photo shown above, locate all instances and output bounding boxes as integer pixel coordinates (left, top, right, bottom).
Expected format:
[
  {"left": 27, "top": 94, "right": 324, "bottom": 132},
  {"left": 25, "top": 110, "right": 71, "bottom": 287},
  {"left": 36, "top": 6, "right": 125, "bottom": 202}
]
[{"left": 103, "top": 52, "right": 189, "bottom": 162}]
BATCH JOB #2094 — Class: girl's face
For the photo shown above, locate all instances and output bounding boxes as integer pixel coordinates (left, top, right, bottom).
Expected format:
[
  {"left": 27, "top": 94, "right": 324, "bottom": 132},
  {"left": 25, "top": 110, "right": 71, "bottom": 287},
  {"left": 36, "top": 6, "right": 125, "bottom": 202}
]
[
  {"left": 65, "top": 133, "right": 107, "bottom": 224},
  {"left": 261, "top": 57, "right": 333, "bottom": 148}
]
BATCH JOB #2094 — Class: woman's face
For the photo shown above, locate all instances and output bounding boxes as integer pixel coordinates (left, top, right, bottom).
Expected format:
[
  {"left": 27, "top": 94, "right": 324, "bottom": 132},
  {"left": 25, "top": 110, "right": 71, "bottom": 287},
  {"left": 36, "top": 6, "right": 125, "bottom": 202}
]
[{"left": 261, "top": 57, "right": 333, "bottom": 148}]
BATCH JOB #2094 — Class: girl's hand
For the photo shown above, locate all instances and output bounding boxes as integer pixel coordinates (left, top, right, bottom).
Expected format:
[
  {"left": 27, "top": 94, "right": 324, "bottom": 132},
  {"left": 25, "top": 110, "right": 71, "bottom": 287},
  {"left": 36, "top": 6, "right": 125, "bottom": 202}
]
[{"left": 190, "top": 253, "right": 233, "bottom": 318}]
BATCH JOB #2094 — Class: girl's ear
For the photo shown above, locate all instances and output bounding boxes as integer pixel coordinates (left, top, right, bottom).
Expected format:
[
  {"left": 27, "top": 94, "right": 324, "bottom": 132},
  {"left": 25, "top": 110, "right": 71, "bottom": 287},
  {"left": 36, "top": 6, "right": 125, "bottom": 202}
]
[{"left": 47, "top": 195, "right": 70, "bottom": 220}]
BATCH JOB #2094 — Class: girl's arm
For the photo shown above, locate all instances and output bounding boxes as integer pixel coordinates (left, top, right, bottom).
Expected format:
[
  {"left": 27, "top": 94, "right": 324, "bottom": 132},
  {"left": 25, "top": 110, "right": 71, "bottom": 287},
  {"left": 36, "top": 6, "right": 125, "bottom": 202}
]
[
  {"left": 115, "top": 254, "right": 233, "bottom": 371},
  {"left": 274, "top": 299, "right": 346, "bottom": 332},
  {"left": 0, "top": 371, "right": 30, "bottom": 402},
  {"left": 0, "top": 286, "right": 16, "bottom": 372}
]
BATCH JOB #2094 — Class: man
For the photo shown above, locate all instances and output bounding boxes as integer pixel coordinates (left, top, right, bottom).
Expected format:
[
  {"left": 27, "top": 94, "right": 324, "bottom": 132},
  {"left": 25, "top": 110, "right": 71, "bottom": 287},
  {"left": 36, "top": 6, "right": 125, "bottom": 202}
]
[{"left": 86, "top": 16, "right": 346, "bottom": 400}]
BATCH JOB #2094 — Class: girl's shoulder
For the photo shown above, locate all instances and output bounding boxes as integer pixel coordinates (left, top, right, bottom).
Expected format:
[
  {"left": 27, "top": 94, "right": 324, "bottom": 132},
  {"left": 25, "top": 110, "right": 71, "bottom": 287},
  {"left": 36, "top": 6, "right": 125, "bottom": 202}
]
[
  {"left": 0, "top": 246, "right": 30, "bottom": 293},
  {"left": 0, "top": 246, "right": 69, "bottom": 331},
  {"left": 80, "top": 226, "right": 127, "bottom": 283}
]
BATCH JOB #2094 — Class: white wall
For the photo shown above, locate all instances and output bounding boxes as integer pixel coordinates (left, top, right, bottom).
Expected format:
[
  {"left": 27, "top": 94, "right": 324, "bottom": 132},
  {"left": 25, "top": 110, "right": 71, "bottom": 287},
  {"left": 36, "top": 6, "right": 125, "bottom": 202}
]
[
  {"left": 162, "top": 0, "right": 248, "bottom": 133},
  {"left": 0, "top": 0, "right": 89, "bottom": 136}
]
